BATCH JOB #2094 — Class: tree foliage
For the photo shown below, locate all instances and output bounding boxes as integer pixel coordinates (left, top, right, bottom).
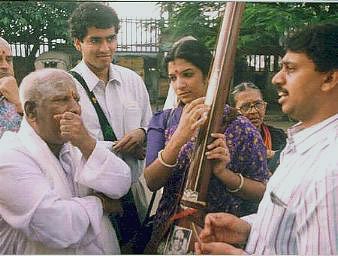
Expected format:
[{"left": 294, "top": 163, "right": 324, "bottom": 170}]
[
  {"left": 159, "top": 2, "right": 338, "bottom": 56},
  {"left": 0, "top": 1, "right": 79, "bottom": 58},
  {"left": 160, "top": 2, "right": 224, "bottom": 49}
]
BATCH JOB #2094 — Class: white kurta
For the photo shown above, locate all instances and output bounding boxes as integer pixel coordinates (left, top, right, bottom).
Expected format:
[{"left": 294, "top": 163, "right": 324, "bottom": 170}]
[{"left": 0, "top": 119, "right": 131, "bottom": 254}]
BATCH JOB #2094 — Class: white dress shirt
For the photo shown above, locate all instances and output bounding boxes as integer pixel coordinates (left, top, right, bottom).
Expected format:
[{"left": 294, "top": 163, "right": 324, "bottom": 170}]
[
  {"left": 0, "top": 119, "right": 131, "bottom": 254},
  {"left": 244, "top": 114, "right": 338, "bottom": 254},
  {"left": 72, "top": 61, "right": 152, "bottom": 183}
]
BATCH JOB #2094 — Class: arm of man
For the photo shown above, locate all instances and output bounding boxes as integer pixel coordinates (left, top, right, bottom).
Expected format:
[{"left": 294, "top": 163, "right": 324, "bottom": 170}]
[
  {"left": 55, "top": 111, "right": 131, "bottom": 199},
  {"left": 74, "top": 140, "right": 131, "bottom": 199},
  {"left": 112, "top": 74, "right": 152, "bottom": 157},
  {"left": 113, "top": 127, "right": 146, "bottom": 158},
  {"left": 195, "top": 212, "right": 251, "bottom": 255},
  {"left": 0, "top": 151, "right": 104, "bottom": 249}
]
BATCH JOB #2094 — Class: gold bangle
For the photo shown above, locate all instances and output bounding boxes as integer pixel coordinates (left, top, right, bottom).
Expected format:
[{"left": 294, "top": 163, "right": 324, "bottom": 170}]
[
  {"left": 157, "top": 149, "right": 178, "bottom": 168},
  {"left": 227, "top": 173, "right": 244, "bottom": 193}
]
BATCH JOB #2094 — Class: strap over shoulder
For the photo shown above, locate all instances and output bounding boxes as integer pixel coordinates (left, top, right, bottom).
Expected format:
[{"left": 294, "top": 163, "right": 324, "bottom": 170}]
[{"left": 69, "top": 70, "right": 117, "bottom": 141}]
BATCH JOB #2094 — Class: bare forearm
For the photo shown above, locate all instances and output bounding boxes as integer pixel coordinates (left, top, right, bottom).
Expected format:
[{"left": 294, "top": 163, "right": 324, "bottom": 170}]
[
  {"left": 215, "top": 168, "right": 266, "bottom": 201},
  {"left": 77, "top": 137, "right": 96, "bottom": 160},
  {"left": 144, "top": 132, "right": 187, "bottom": 191}
]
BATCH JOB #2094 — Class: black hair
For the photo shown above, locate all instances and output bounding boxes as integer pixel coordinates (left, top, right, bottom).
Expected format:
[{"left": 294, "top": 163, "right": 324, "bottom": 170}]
[
  {"left": 284, "top": 22, "right": 338, "bottom": 72},
  {"left": 164, "top": 38, "right": 212, "bottom": 77},
  {"left": 68, "top": 2, "right": 120, "bottom": 41}
]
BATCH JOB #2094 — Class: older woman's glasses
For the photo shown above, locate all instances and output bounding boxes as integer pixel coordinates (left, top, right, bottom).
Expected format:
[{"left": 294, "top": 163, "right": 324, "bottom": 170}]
[{"left": 237, "top": 100, "right": 267, "bottom": 113}]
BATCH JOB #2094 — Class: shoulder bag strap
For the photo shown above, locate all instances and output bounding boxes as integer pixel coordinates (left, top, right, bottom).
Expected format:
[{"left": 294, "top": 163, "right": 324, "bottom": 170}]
[{"left": 69, "top": 70, "right": 117, "bottom": 141}]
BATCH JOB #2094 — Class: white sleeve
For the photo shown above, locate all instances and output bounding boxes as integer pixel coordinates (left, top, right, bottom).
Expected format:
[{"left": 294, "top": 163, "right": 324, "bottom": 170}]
[
  {"left": 135, "top": 74, "right": 152, "bottom": 130},
  {"left": 0, "top": 151, "right": 104, "bottom": 249},
  {"left": 74, "top": 141, "right": 131, "bottom": 199}
]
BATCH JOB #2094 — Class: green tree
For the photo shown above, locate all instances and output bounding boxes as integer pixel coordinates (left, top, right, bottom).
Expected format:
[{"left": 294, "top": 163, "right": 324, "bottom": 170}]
[
  {"left": 0, "top": 1, "right": 79, "bottom": 59},
  {"left": 159, "top": 2, "right": 337, "bottom": 96},
  {"left": 239, "top": 2, "right": 338, "bottom": 56},
  {"left": 159, "top": 2, "right": 338, "bottom": 56},
  {"left": 160, "top": 2, "right": 224, "bottom": 49}
]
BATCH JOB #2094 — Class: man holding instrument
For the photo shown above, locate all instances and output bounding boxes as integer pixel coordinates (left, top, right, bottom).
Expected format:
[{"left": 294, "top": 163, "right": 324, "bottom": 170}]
[{"left": 196, "top": 22, "right": 338, "bottom": 255}]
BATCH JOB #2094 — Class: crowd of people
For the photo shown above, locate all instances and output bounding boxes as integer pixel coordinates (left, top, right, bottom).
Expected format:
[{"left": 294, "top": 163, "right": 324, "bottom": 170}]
[{"left": 0, "top": 2, "right": 337, "bottom": 255}]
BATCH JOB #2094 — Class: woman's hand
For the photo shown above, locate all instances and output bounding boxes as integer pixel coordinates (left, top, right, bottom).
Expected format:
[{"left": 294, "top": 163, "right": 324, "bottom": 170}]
[
  {"left": 175, "top": 97, "right": 209, "bottom": 143},
  {"left": 206, "top": 133, "right": 231, "bottom": 177}
]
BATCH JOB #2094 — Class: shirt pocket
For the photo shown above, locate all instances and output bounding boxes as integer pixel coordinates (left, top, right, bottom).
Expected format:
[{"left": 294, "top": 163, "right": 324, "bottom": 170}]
[
  {"left": 123, "top": 101, "right": 142, "bottom": 133},
  {"left": 81, "top": 103, "right": 103, "bottom": 140}
]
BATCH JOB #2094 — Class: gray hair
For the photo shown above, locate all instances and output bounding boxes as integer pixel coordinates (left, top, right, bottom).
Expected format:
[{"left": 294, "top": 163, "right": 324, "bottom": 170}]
[
  {"left": 172, "top": 36, "right": 197, "bottom": 47},
  {"left": 0, "top": 37, "right": 11, "bottom": 51},
  {"left": 231, "top": 81, "right": 263, "bottom": 104},
  {"left": 19, "top": 68, "right": 75, "bottom": 106}
]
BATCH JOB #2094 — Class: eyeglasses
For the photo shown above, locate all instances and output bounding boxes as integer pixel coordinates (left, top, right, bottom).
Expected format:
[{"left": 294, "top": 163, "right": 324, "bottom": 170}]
[{"left": 237, "top": 100, "right": 267, "bottom": 113}]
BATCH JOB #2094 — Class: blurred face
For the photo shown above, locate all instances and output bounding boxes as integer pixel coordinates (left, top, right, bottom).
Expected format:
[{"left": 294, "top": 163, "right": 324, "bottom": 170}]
[
  {"left": 33, "top": 80, "right": 81, "bottom": 145},
  {"left": 0, "top": 43, "right": 14, "bottom": 79},
  {"left": 172, "top": 229, "right": 185, "bottom": 251},
  {"left": 272, "top": 51, "right": 328, "bottom": 125},
  {"left": 74, "top": 26, "right": 117, "bottom": 75},
  {"left": 235, "top": 88, "right": 266, "bottom": 129},
  {"left": 168, "top": 58, "right": 206, "bottom": 105}
]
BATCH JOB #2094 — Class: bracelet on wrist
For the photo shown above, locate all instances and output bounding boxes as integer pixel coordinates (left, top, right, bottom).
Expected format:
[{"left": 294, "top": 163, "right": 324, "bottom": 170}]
[
  {"left": 158, "top": 149, "right": 178, "bottom": 168},
  {"left": 227, "top": 173, "right": 244, "bottom": 193}
]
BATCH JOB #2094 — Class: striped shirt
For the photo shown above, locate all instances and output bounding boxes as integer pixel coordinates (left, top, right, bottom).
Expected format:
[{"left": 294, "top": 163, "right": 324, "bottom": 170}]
[{"left": 244, "top": 114, "right": 338, "bottom": 255}]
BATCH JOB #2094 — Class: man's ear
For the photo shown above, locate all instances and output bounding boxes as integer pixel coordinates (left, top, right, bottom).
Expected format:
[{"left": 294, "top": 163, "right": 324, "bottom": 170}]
[
  {"left": 74, "top": 38, "right": 81, "bottom": 52},
  {"left": 321, "top": 70, "right": 338, "bottom": 92},
  {"left": 24, "top": 101, "right": 37, "bottom": 120}
]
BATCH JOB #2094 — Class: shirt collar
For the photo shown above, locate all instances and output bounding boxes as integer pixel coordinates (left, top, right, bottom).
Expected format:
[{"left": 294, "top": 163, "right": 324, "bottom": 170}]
[
  {"left": 59, "top": 142, "right": 72, "bottom": 158},
  {"left": 74, "top": 60, "right": 122, "bottom": 91},
  {"left": 286, "top": 114, "right": 338, "bottom": 154},
  {"left": 108, "top": 63, "right": 122, "bottom": 85}
]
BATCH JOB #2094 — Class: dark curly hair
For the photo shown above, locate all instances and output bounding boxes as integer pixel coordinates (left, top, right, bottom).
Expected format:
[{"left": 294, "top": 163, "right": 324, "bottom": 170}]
[
  {"left": 68, "top": 2, "right": 120, "bottom": 41},
  {"left": 164, "top": 38, "right": 212, "bottom": 77},
  {"left": 284, "top": 22, "right": 338, "bottom": 72}
]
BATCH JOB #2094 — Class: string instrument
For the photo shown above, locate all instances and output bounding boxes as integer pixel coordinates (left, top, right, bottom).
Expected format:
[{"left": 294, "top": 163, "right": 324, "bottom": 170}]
[{"left": 162, "top": 2, "right": 245, "bottom": 254}]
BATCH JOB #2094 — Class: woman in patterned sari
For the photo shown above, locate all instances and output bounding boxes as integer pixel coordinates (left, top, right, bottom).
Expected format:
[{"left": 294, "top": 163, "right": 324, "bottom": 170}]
[{"left": 144, "top": 37, "right": 269, "bottom": 252}]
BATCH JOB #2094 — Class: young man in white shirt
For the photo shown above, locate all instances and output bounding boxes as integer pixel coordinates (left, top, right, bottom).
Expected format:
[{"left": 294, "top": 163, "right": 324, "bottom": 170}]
[
  {"left": 68, "top": 2, "right": 153, "bottom": 249},
  {"left": 195, "top": 22, "right": 338, "bottom": 255},
  {"left": 0, "top": 68, "right": 131, "bottom": 254}
]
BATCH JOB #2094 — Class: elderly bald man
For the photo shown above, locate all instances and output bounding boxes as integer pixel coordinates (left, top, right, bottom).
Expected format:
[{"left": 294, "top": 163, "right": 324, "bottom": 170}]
[
  {"left": 0, "top": 68, "right": 131, "bottom": 254},
  {"left": 0, "top": 37, "right": 22, "bottom": 137}
]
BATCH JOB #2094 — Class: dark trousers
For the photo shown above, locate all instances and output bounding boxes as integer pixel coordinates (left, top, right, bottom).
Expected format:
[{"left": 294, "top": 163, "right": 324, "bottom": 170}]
[{"left": 109, "top": 189, "right": 141, "bottom": 246}]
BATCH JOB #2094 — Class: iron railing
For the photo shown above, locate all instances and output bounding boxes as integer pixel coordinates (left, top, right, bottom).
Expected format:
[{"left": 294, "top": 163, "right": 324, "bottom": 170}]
[{"left": 10, "top": 18, "right": 162, "bottom": 58}]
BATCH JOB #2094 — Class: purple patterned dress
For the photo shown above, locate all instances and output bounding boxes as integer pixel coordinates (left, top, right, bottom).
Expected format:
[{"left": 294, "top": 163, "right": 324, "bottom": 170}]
[
  {"left": 146, "top": 104, "right": 269, "bottom": 232},
  {"left": 0, "top": 99, "right": 22, "bottom": 138}
]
